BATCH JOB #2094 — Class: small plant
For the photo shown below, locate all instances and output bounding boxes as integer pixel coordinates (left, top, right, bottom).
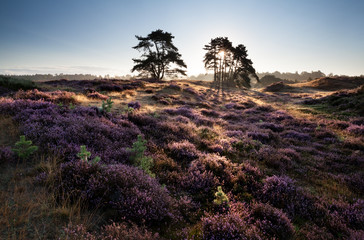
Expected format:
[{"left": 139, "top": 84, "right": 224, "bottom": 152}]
[
  {"left": 77, "top": 145, "right": 100, "bottom": 165},
  {"left": 213, "top": 186, "right": 229, "bottom": 206},
  {"left": 101, "top": 97, "right": 113, "bottom": 113},
  {"left": 127, "top": 101, "right": 141, "bottom": 110},
  {"left": 127, "top": 135, "right": 154, "bottom": 177},
  {"left": 69, "top": 103, "right": 75, "bottom": 110},
  {"left": 123, "top": 106, "right": 135, "bottom": 115},
  {"left": 12, "top": 135, "right": 38, "bottom": 160}
]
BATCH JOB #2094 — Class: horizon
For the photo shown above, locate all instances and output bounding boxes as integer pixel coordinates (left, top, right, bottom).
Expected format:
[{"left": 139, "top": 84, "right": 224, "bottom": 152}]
[{"left": 1, "top": 0, "right": 364, "bottom": 76}]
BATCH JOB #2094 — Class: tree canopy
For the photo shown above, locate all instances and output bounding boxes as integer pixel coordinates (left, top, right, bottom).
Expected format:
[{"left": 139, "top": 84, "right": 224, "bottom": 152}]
[
  {"left": 203, "top": 37, "right": 259, "bottom": 90},
  {"left": 132, "top": 29, "right": 187, "bottom": 80}
]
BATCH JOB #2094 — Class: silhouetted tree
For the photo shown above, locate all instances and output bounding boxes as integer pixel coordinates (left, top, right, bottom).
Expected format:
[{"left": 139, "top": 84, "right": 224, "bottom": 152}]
[
  {"left": 203, "top": 37, "right": 258, "bottom": 91},
  {"left": 132, "top": 29, "right": 187, "bottom": 80}
]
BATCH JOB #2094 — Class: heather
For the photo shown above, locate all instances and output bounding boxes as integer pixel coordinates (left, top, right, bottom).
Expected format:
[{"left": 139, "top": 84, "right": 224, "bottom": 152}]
[{"left": 1, "top": 78, "right": 363, "bottom": 239}]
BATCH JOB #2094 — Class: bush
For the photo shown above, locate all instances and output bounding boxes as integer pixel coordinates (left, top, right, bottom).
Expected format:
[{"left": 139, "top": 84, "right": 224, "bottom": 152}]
[
  {"left": 14, "top": 89, "right": 78, "bottom": 105},
  {"left": 168, "top": 140, "right": 200, "bottom": 164},
  {"left": 127, "top": 101, "right": 141, "bottom": 110},
  {"left": 251, "top": 202, "right": 295, "bottom": 239},
  {"left": 62, "top": 222, "right": 159, "bottom": 240},
  {"left": 58, "top": 161, "right": 173, "bottom": 225},
  {"left": 181, "top": 160, "right": 219, "bottom": 201},
  {"left": 0, "top": 146, "right": 16, "bottom": 164},
  {"left": 128, "top": 135, "right": 154, "bottom": 177},
  {"left": 200, "top": 211, "right": 260, "bottom": 240},
  {"left": 86, "top": 91, "right": 108, "bottom": 100},
  {"left": 12, "top": 135, "right": 38, "bottom": 160},
  {"left": 0, "top": 99, "right": 141, "bottom": 163},
  {"left": 260, "top": 175, "right": 315, "bottom": 219}
]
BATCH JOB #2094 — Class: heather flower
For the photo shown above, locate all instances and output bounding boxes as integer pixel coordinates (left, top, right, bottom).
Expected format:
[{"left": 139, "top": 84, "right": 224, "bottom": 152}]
[
  {"left": 250, "top": 202, "right": 295, "bottom": 239},
  {"left": 58, "top": 161, "right": 174, "bottom": 225},
  {"left": 127, "top": 101, "right": 141, "bottom": 110}
]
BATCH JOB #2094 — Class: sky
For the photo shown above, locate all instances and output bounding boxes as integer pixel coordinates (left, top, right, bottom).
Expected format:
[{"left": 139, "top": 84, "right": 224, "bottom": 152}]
[{"left": 0, "top": 0, "right": 363, "bottom": 77}]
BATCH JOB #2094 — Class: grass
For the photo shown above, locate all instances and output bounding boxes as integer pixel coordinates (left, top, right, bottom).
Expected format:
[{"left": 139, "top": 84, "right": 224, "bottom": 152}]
[
  {"left": 0, "top": 155, "right": 102, "bottom": 240},
  {"left": 0, "top": 76, "right": 37, "bottom": 91}
]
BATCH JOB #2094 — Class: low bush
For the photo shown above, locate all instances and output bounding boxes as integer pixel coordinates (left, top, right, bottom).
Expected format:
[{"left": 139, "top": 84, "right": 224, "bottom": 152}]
[
  {"left": 250, "top": 202, "right": 295, "bottom": 239},
  {"left": 58, "top": 160, "right": 174, "bottom": 225}
]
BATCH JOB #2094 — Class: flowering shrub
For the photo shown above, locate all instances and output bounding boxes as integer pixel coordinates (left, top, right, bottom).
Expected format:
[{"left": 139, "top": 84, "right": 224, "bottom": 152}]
[
  {"left": 167, "top": 140, "right": 200, "bottom": 164},
  {"left": 258, "top": 122, "right": 284, "bottom": 132},
  {"left": 181, "top": 160, "right": 219, "bottom": 201},
  {"left": 86, "top": 91, "right": 108, "bottom": 100},
  {"left": 250, "top": 202, "right": 295, "bottom": 239},
  {"left": 328, "top": 199, "right": 364, "bottom": 230},
  {"left": 260, "top": 175, "right": 315, "bottom": 219},
  {"left": 184, "top": 87, "right": 198, "bottom": 95},
  {"left": 347, "top": 124, "right": 364, "bottom": 136},
  {"left": 62, "top": 222, "right": 159, "bottom": 240},
  {"left": 200, "top": 109, "right": 220, "bottom": 118},
  {"left": 0, "top": 99, "right": 140, "bottom": 163},
  {"left": 281, "top": 130, "right": 311, "bottom": 141},
  {"left": 127, "top": 101, "right": 141, "bottom": 110},
  {"left": 0, "top": 146, "right": 16, "bottom": 164},
  {"left": 14, "top": 89, "right": 78, "bottom": 105},
  {"left": 200, "top": 211, "right": 260, "bottom": 240},
  {"left": 58, "top": 161, "right": 174, "bottom": 224},
  {"left": 166, "top": 83, "right": 182, "bottom": 91}
]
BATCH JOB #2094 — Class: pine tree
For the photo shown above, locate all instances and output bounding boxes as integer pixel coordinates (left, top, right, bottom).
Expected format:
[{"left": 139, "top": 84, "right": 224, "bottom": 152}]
[{"left": 132, "top": 29, "right": 187, "bottom": 80}]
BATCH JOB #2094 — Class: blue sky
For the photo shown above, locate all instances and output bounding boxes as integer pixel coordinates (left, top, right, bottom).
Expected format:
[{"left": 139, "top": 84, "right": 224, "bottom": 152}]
[{"left": 0, "top": 0, "right": 363, "bottom": 76}]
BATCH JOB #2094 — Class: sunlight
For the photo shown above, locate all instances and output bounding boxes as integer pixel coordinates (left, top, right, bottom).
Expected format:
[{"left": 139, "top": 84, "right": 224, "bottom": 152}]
[{"left": 218, "top": 50, "right": 225, "bottom": 59}]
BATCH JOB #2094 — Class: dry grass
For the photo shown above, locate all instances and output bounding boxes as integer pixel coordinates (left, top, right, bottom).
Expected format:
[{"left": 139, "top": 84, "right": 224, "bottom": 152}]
[
  {"left": 0, "top": 155, "right": 101, "bottom": 240},
  {"left": 0, "top": 115, "right": 19, "bottom": 146}
]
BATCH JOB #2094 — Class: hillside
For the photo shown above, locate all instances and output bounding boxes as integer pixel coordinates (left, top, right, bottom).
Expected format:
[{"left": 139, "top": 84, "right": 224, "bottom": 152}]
[
  {"left": 0, "top": 78, "right": 363, "bottom": 239},
  {"left": 293, "top": 76, "right": 364, "bottom": 91}
]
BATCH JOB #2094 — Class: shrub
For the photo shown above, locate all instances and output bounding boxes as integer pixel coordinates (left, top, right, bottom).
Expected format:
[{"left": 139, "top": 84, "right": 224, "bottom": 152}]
[
  {"left": 166, "top": 83, "right": 181, "bottom": 91},
  {"left": 260, "top": 175, "right": 315, "bottom": 219},
  {"left": 168, "top": 140, "right": 200, "bottom": 164},
  {"left": 281, "top": 130, "right": 310, "bottom": 141},
  {"left": 127, "top": 101, "right": 141, "bottom": 110},
  {"left": 127, "top": 135, "right": 154, "bottom": 177},
  {"left": 328, "top": 199, "right": 364, "bottom": 230},
  {"left": 97, "top": 83, "right": 123, "bottom": 92},
  {"left": 347, "top": 124, "right": 364, "bottom": 136},
  {"left": 184, "top": 87, "right": 198, "bottom": 95},
  {"left": 101, "top": 97, "right": 113, "bottom": 113},
  {"left": 181, "top": 160, "right": 219, "bottom": 201},
  {"left": 14, "top": 89, "right": 78, "bottom": 105},
  {"left": 0, "top": 146, "right": 16, "bottom": 164},
  {"left": 86, "top": 91, "right": 108, "bottom": 100},
  {"left": 77, "top": 145, "right": 100, "bottom": 165},
  {"left": 258, "top": 122, "right": 284, "bottom": 132},
  {"left": 250, "top": 202, "right": 295, "bottom": 239},
  {"left": 200, "top": 211, "right": 260, "bottom": 240},
  {"left": 0, "top": 99, "right": 141, "bottom": 163},
  {"left": 12, "top": 135, "right": 38, "bottom": 160},
  {"left": 201, "top": 109, "right": 220, "bottom": 118},
  {"left": 213, "top": 186, "right": 229, "bottom": 206},
  {"left": 62, "top": 222, "right": 159, "bottom": 240},
  {"left": 58, "top": 161, "right": 173, "bottom": 225}
]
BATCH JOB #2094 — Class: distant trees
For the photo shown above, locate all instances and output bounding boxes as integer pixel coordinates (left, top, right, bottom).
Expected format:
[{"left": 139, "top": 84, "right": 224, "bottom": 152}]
[
  {"left": 132, "top": 29, "right": 187, "bottom": 80},
  {"left": 203, "top": 37, "right": 258, "bottom": 91}
]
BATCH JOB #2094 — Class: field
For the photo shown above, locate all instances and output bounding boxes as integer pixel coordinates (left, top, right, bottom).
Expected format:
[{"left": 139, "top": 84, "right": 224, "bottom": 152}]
[{"left": 0, "top": 77, "right": 363, "bottom": 239}]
